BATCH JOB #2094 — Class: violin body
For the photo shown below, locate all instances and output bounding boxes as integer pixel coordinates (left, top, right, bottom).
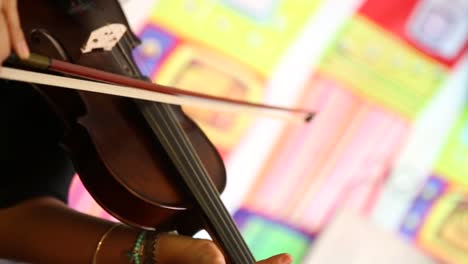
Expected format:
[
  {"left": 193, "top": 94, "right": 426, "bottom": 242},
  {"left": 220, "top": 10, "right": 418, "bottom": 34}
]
[{"left": 18, "top": 0, "right": 226, "bottom": 233}]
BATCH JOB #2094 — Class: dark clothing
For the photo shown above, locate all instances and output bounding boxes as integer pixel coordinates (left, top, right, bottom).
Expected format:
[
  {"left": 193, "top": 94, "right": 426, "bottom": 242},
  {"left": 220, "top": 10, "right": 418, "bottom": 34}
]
[{"left": 0, "top": 80, "right": 74, "bottom": 208}]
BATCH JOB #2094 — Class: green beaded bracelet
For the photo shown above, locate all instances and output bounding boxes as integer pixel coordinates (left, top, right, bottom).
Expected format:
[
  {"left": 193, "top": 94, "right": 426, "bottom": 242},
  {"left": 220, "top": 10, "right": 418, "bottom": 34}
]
[{"left": 127, "top": 231, "right": 147, "bottom": 264}]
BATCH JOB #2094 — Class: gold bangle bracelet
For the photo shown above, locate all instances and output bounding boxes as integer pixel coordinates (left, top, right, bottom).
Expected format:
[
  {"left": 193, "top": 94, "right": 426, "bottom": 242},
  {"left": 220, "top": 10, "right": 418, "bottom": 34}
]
[{"left": 92, "top": 223, "right": 121, "bottom": 264}]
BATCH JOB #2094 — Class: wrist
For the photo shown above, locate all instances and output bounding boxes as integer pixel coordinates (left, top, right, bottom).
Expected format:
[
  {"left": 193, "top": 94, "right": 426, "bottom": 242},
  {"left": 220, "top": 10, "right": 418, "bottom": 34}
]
[
  {"left": 145, "top": 232, "right": 160, "bottom": 264},
  {"left": 127, "top": 230, "right": 161, "bottom": 264}
]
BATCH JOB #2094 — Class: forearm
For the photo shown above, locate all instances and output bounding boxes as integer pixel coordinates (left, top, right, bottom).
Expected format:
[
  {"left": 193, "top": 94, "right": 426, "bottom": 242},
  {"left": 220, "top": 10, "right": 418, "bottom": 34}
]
[
  {"left": 0, "top": 197, "right": 139, "bottom": 264},
  {"left": 0, "top": 195, "right": 292, "bottom": 264}
]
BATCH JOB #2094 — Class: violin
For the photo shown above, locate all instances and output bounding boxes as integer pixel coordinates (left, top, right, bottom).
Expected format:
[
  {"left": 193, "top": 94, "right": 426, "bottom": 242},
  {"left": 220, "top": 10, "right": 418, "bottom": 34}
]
[{"left": 5, "top": 1, "right": 312, "bottom": 263}]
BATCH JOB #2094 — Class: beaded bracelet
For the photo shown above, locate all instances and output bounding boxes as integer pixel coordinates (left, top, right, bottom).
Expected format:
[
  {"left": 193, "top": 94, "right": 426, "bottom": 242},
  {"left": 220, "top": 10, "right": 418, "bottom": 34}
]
[
  {"left": 143, "top": 232, "right": 160, "bottom": 264},
  {"left": 127, "top": 231, "right": 147, "bottom": 264}
]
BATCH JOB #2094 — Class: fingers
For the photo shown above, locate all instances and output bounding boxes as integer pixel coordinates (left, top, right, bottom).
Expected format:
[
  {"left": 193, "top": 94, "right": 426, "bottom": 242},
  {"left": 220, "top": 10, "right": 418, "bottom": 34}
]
[
  {"left": 155, "top": 234, "right": 292, "bottom": 264},
  {"left": 257, "top": 253, "right": 293, "bottom": 264},
  {"left": 156, "top": 234, "right": 225, "bottom": 264},
  {"left": 0, "top": 5, "right": 10, "bottom": 63},
  {"left": 2, "top": 0, "right": 28, "bottom": 59}
]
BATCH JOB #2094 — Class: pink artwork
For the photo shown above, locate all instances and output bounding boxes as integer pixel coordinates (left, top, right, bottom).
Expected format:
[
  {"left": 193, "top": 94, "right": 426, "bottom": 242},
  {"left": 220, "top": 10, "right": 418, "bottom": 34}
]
[
  {"left": 68, "top": 174, "right": 117, "bottom": 222},
  {"left": 244, "top": 74, "right": 410, "bottom": 232}
]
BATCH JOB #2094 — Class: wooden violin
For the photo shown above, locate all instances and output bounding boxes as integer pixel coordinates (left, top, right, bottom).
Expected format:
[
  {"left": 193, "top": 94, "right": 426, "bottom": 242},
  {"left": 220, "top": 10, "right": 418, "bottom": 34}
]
[{"left": 5, "top": 1, "right": 312, "bottom": 262}]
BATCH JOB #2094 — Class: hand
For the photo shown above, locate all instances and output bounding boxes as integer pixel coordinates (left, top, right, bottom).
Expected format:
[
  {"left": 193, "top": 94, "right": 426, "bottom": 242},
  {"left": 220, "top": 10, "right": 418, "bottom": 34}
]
[
  {"left": 156, "top": 234, "right": 293, "bottom": 264},
  {"left": 0, "top": 0, "right": 29, "bottom": 66}
]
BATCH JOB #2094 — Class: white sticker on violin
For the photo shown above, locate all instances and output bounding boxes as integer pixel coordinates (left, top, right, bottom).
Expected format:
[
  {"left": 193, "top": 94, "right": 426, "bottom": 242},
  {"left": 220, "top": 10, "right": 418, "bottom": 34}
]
[{"left": 81, "top": 24, "right": 127, "bottom": 53}]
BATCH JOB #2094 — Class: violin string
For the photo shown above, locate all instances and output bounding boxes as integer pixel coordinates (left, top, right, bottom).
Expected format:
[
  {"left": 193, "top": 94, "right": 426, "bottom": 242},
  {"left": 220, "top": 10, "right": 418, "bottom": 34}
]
[
  {"left": 110, "top": 23, "right": 140, "bottom": 77},
  {"left": 142, "top": 104, "right": 231, "bottom": 247},
  {"left": 100, "top": 9, "right": 253, "bottom": 262},
  {"left": 141, "top": 102, "right": 253, "bottom": 263},
  {"left": 160, "top": 104, "right": 250, "bottom": 260},
  {"left": 111, "top": 20, "right": 252, "bottom": 259},
  {"left": 138, "top": 58, "right": 255, "bottom": 262}
]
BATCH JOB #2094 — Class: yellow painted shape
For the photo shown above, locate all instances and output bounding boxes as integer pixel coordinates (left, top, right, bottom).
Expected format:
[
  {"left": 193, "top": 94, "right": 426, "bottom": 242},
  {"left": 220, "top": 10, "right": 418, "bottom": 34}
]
[
  {"left": 419, "top": 189, "right": 468, "bottom": 263},
  {"left": 155, "top": 44, "right": 264, "bottom": 149},
  {"left": 435, "top": 108, "right": 468, "bottom": 186},
  {"left": 319, "top": 15, "right": 447, "bottom": 119},
  {"left": 150, "top": 0, "right": 322, "bottom": 75}
]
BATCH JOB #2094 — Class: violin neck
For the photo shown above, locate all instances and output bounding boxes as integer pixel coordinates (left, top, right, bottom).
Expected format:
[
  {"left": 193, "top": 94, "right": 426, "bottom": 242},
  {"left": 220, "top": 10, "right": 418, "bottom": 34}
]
[{"left": 136, "top": 100, "right": 256, "bottom": 263}]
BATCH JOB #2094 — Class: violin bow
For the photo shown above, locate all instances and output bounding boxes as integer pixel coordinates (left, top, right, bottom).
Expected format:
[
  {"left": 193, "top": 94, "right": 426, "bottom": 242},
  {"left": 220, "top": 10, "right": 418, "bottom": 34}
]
[{"left": 1, "top": 53, "right": 315, "bottom": 123}]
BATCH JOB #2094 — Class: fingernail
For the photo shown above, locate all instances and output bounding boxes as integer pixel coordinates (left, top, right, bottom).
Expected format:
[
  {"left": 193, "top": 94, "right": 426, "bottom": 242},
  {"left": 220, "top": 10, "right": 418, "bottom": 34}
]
[{"left": 18, "top": 40, "right": 30, "bottom": 59}]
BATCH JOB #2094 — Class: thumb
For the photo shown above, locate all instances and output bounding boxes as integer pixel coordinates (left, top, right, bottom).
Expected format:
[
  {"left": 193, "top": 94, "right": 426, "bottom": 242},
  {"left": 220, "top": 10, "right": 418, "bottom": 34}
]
[
  {"left": 3, "top": 0, "right": 29, "bottom": 59},
  {"left": 257, "top": 253, "right": 293, "bottom": 264}
]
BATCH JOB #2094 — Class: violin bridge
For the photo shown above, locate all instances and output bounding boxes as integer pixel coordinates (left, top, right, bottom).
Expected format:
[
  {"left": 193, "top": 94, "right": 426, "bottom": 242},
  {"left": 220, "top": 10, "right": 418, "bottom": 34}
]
[{"left": 81, "top": 24, "right": 127, "bottom": 53}]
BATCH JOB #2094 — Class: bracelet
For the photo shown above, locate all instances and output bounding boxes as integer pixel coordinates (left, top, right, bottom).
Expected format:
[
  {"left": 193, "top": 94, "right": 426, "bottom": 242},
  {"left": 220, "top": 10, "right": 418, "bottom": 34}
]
[
  {"left": 128, "top": 231, "right": 147, "bottom": 264},
  {"left": 143, "top": 232, "right": 161, "bottom": 264},
  {"left": 92, "top": 222, "right": 121, "bottom": 264}
]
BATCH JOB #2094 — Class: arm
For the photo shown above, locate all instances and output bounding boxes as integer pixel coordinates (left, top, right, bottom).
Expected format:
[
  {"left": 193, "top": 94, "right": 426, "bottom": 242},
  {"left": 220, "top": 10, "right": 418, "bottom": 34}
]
[
  {"left": 0, "top": 197, "right": 292, "bottom": 264},
  {"left": 0, "top": 197, "right": 138, "bottom": 263}
]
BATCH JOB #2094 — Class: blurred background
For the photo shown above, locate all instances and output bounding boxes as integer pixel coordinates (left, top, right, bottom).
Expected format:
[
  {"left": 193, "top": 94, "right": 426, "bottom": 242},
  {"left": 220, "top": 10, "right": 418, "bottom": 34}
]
[{"left": 67, "top": 0, "right": 468, "bottom": 263}]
